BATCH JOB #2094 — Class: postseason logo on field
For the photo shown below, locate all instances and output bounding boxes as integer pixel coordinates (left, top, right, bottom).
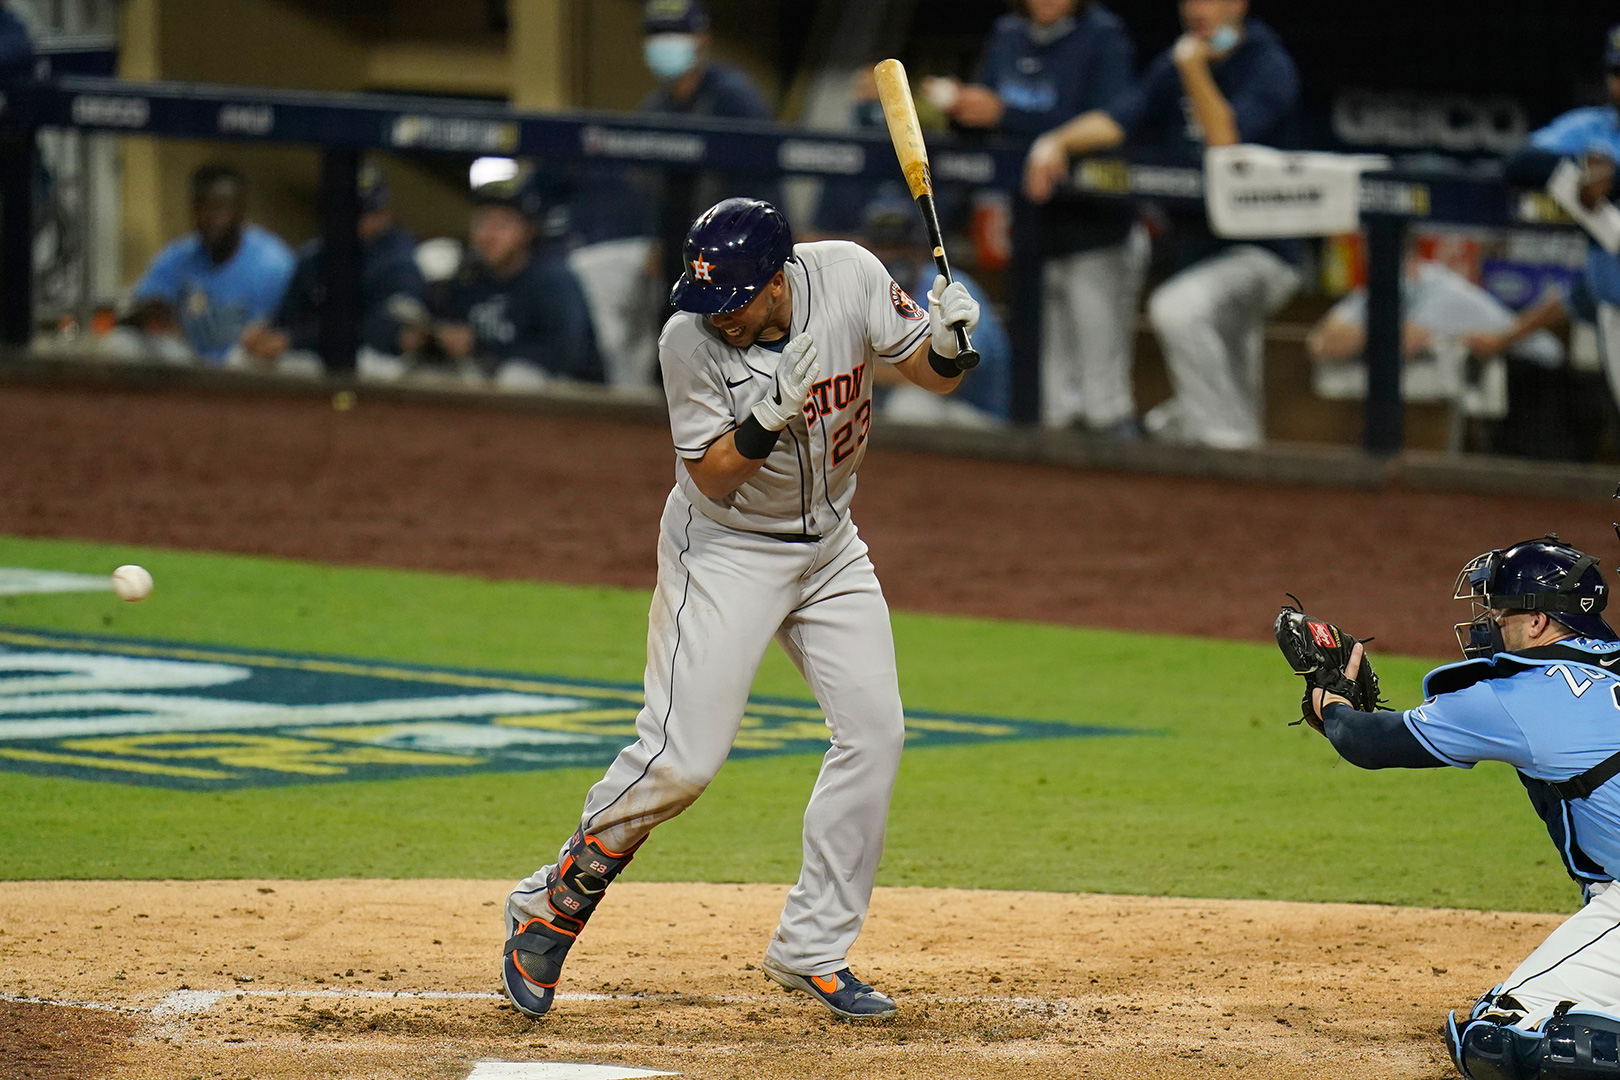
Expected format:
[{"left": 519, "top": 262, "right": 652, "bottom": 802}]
[{"left": 0, "top": 628, "right": 1131, "bottom": 790}]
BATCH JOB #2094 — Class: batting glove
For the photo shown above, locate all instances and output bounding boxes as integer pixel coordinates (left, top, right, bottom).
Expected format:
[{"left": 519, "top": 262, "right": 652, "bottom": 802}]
[
  {"left": 927, "top": 276, "right": 981, "bottom": 360},
  {"left": 751, "top": 332, "right": 820, "bottom": 431}
]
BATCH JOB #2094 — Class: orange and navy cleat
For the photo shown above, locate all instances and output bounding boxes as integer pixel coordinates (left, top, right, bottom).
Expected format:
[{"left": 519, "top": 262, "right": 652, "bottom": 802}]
[
  {"left": 760, "top": 959, "right": 898, "bottom": 1020},
  {"left": 502, "top": 914, "right": 574, "bottom": 1017}
]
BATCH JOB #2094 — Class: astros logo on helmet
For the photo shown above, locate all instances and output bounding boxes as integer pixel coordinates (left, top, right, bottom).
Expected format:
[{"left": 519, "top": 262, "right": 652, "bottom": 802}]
[{"left": 692, "top": 256, "right": 714, "bottom": 282}]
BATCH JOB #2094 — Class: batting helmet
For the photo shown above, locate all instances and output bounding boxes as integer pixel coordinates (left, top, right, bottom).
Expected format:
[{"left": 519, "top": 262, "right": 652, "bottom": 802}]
[
  {"left": 669, "top": 198, "right": 794, "bottom": 316},
  {"left": 1453, "top": 535, "right": 1617, "bottom": 657}
]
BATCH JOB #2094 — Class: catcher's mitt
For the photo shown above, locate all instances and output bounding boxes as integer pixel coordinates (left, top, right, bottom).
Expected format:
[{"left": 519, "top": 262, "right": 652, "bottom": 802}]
[{"left": 1274, "top": 595, "right": 1385, "bottom": 730}]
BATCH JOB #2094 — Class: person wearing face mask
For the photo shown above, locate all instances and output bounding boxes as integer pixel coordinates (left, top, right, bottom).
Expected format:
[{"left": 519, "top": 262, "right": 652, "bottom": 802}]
[
  {"left": 1023, "top": 0, "right": 1301, "bottom": 451},
  {"left": 638, "top": 0, "right": 777, "bottom": 303},
  {"left": 924, "top": 0, "right": 1143, "bottom": 439},
  {"left": 639, "top": 0, "right": 769, "bottom": 120}
]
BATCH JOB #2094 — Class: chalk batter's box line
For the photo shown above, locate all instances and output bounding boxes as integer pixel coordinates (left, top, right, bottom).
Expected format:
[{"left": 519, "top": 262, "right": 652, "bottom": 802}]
[
  {"left": 0, "top": 625, "right": 1121, "bottom": 731},
  {"left": 2, "top": 987, "right": 1071, "bottom": 1015}
]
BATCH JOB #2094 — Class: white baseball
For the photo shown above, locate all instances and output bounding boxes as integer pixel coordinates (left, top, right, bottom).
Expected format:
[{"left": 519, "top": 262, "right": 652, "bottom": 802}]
[{"left": 111, "top": 564, "right": 153, "bottom": 602}]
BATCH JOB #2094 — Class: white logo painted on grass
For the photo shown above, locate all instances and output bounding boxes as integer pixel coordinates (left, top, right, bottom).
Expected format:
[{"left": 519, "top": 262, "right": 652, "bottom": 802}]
[
  {"left": 0, "top": 652, "right": 590, "bottom": 740},
  {"left": 0, "top": 628, "right": 1126, "bottom": 789},
  {"left": 0, "top": 567, "right": 112, "bottom": 596},
  {"left": 466, "top": 1064, "right": 676, "bottom": 1080}
]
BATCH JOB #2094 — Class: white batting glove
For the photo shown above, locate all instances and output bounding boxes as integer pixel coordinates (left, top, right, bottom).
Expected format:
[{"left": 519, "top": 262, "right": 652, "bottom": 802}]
[
  {"left": 751, "top": 332, "right": 820, "bottom": 431},
  {"left": 927, "top": 276, "right": 981, "bottom": 360}
]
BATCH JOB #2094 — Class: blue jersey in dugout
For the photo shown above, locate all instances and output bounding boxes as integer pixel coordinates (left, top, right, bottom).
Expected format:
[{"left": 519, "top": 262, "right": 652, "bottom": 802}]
[
  {"left": 1529, "top": 106, "right": 1620, "bottom": 308},
  {"left": 1104, "top": 17, "right": 1301, "bottom": 270},
  {"left": 1406, "top": 639, "right": 1620, "bottom": 886},
  {"left": 975, "top": 7, "right": 1134, "bottom": 139},
  {"left": 440, "top": 247, "right": 603, "bottom": 383},
  {"left": 974, "top": 6, "right": 1137, "bottom": 257},
  {"left": 132, "top": 225, "right": 296, "bottom": 362}
]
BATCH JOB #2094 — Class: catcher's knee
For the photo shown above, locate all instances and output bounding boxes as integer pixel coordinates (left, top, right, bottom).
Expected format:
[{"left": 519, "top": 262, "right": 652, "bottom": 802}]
[{"left": 1447, "top": 1005, "right": 1620, "bottom": 1080}]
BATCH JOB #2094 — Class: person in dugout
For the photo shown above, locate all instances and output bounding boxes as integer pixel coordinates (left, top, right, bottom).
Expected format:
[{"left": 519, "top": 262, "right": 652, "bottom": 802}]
[
  {"left": 1024, "top": 0, "right": 1303, "bottom": 450},
  {"left": 426, "top": 176, "right": 602, "bottom": 389},
  {"left": 926, "top": 0, "right": 1145, "bottom": 438},
  {"left": 239, "top": 162, "right": 425, "bottom": 380}
]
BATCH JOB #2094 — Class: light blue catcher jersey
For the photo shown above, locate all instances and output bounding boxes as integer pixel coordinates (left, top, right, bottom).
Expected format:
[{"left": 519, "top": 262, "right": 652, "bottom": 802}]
[{"left": 1405, "top": 639, "right": 1620, "bottom": 884}]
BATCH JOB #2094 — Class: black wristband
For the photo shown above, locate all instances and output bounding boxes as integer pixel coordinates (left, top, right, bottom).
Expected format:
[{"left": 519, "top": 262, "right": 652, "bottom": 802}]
[
  {"left": 732, "top": 414, "right": 780, "bottom": 460},
  {"left": 928, "top": 346, "right": 964, "bottom": 379}
]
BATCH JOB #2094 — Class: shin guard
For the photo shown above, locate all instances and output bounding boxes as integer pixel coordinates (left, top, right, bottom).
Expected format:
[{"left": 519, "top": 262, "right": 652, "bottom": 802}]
[{"left": 503, "top": 830, "right": 642, "bottom": 1016}]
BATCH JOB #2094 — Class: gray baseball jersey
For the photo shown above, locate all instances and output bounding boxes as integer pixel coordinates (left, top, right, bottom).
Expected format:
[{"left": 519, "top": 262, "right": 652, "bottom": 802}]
[
  {"left": 660, "top": 239, "right": 931, "bottom": 534},
  {"left": 509, "top": 238, "right": 928, "bottom": 984}
]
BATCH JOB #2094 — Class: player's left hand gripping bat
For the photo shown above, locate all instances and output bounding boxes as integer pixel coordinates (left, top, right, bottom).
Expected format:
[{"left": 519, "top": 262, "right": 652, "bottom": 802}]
[{"left": 873, "top": 58, "right": 980, "bottom": 371}]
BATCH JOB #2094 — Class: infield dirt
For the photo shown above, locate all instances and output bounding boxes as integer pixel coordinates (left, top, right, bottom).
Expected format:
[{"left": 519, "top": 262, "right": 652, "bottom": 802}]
[{"left": 0, "top": 879, "right": 1559, "bottom": 1079}]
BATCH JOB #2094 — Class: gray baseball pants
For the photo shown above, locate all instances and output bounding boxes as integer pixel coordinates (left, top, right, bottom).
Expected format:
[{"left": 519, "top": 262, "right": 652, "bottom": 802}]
[{"left": 509, "top": 488, "right": 906, "bottom": 978}]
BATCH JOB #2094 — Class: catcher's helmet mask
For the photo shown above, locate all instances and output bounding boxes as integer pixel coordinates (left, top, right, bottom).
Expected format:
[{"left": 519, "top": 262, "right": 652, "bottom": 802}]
[{"left": 1453, "top": 534, "right": 1617, "bottom": 658}]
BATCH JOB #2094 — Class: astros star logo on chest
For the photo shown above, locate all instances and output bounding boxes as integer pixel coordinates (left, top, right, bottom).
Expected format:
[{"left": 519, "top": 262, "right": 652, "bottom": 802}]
[{"left": 692, "top": 256, "right": 714, "bottom": 282}]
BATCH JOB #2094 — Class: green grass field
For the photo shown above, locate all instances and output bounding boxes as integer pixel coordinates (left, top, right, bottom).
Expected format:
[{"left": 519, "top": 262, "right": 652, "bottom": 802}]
[{"left": 0, "top": 534, "right": 1579, "bottom": 914}]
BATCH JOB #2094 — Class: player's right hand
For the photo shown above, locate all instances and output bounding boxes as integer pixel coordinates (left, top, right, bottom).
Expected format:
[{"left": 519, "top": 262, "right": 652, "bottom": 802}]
[
  {"left": 928, "top": 277, "right": 981, "bottom": 359},
  {"left": 751, "top": 333, "right": 820, "bottom": 431},
  {"left": 1023, "top": 134, "right": 1067, "bottom": 205}
]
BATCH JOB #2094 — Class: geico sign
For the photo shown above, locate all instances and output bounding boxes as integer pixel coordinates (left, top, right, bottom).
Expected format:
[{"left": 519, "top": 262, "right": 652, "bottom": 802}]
[{"left": 1332, "top": 91, "right": 1525, "bottom": 153}]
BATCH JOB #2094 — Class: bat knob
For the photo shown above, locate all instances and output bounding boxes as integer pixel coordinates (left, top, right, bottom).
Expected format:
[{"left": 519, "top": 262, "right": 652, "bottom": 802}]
[{"left": 954, "top": 347, "right": 980, "bottom": 372}]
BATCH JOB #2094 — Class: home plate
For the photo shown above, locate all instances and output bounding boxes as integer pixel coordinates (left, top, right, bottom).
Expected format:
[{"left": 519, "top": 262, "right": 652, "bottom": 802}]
[
  {"left": 0, "top": 567, "right": 113, "bottom": 596},
  {"left": 465, "top": 1064, "right": 677, "bottom": 1080}
]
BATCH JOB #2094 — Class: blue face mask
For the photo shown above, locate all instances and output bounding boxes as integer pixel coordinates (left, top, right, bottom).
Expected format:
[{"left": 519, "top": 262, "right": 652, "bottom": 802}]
[
  {"left": 1208, "top": 23, "right": 1240, "bottom": 55},
  {"left": 645, "top": 34, "right": 698, "bottom": 80}
]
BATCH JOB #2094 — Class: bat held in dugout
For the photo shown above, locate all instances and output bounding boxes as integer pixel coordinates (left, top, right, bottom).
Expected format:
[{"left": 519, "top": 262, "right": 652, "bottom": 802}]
[{"left": 873, "top": 58, "right": 980, "bottom": 371}]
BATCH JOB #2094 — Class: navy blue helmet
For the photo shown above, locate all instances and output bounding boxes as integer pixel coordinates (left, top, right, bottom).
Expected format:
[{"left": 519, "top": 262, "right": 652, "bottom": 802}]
[
  {"left": 1454, "top": 535, "right": 1617, "bottom": 657},
  {"left": 669, "top": 198, "right": 794, "bottom": 316}
]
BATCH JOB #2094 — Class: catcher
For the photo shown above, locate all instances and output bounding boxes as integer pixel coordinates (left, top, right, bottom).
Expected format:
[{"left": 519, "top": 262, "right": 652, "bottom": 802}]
[{"left": 1277, "top": 536, "right": 1620, "bottom": 1080}]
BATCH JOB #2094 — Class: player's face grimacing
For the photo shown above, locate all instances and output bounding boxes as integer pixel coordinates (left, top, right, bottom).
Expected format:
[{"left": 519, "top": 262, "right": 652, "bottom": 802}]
[{"left": 708, "top": 271, "right": 790, "bottom": 349}]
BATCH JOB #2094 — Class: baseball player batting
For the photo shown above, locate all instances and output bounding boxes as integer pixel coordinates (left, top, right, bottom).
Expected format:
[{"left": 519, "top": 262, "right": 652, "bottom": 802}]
[
  {"left": 1277, "top": 536, "right": 1620, "bottom": 1080},
  {"left": 502, "top": 197, "right": 980, "bottom": 1020}
]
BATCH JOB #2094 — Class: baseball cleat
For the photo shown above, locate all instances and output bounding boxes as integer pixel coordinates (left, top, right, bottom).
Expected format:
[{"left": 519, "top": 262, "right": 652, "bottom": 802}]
[
  {"left": 760, "top": 959, "right": 898, "bottom": 1020},
  {"left": 502, "top": 914, "right": 575, "bottom": 1018}
]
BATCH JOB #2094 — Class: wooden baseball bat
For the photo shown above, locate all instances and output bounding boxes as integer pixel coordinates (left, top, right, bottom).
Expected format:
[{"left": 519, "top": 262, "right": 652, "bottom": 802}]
[{"left": 873, "top": 58, "right": 979, "bottom": 371}]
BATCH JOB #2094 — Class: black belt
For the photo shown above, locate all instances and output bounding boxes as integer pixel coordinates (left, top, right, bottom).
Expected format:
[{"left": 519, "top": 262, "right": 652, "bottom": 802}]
[
  {"left": 744, "top": 530, "right": 821, "bottom": 543},
  {"left": 1549, "top": 749, "right": 1620, "bottom": 800}
]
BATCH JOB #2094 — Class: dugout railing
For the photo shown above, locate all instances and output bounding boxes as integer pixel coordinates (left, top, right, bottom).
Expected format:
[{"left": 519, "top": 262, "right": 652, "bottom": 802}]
[{"left": 0, "top": 74, "right": 1583, "bottom": 455}]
